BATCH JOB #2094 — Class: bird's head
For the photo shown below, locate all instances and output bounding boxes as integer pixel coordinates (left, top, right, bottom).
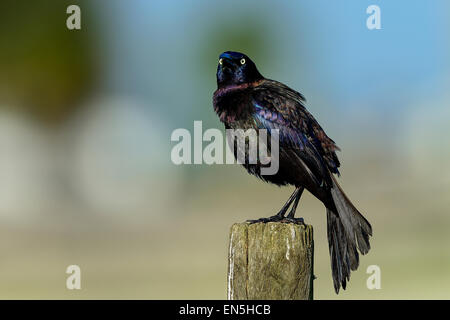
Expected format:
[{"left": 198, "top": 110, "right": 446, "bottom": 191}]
[{"left": 216, "top": 51, "right": 263, "bottom": 88}]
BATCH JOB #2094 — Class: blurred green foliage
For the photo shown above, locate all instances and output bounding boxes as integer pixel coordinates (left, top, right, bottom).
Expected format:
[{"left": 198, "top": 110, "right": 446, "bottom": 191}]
[{"left": 0, "top": 0, "right": 97, "bottom": 125}]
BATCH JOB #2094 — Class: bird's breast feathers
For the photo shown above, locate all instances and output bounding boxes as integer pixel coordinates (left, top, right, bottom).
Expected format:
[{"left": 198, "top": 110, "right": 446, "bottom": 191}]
[{"left": 213, "top": 79, "right": 341, "bottom": 175}]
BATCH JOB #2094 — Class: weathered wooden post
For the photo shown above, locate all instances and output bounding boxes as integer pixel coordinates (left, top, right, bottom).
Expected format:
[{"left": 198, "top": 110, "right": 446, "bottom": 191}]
[{"left": 227, "top": 222, "right": 314, "bottom": 300}]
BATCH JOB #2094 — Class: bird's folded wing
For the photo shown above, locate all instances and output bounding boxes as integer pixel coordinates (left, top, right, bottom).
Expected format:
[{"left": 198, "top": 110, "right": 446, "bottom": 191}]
[{"left": 252, "top": 79, "right": 341, "bottom": 176}]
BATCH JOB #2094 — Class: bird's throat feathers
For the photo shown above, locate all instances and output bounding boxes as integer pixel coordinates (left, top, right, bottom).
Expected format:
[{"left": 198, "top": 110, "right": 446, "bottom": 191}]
[{"left": 213, "top": 80, "right": 263, "bottom": 123}]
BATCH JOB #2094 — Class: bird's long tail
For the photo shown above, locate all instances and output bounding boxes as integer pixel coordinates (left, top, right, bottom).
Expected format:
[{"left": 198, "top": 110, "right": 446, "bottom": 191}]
[{"left": 326, "top": 175, "right": 372, "bottom": 293}]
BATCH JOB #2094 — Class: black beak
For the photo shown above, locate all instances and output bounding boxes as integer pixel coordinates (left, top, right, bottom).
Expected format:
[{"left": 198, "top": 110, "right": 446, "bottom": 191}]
[{"left": 221, "top": 58, "right": 236, "bottom": 71}]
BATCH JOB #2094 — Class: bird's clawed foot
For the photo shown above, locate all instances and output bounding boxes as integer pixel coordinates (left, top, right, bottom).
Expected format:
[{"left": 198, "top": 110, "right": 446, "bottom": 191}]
[
  {"left": 246, "top": 216, "right": 305, "bottom": 225},
  {"left": 247, "top": 187, "right": 306, "bottom": 225},
  {"left": 246, "top": 214, "right": 283, "bottom": 224},
  {"left": 282, "top": 217, "right": 305, "bottom": 225}
]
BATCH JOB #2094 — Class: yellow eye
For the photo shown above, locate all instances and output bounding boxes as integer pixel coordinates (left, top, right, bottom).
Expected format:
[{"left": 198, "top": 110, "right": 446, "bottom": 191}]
[
  {"left": 219, "top": 58, "right": 223, "bottom": 65},
  {"left": 240, "top": 58, "right": 246, "bottom": 65}
]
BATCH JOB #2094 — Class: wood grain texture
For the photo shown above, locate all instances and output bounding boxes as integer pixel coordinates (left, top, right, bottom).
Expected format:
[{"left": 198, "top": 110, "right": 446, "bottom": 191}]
[{"left": 227, "top": 222, "right": 314, "bottom": 300}]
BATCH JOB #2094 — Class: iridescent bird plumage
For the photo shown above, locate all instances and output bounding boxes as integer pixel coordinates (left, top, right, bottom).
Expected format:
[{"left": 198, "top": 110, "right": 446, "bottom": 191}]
[{"left": 212, "top": 51, "right": 372, "bottom": 293}]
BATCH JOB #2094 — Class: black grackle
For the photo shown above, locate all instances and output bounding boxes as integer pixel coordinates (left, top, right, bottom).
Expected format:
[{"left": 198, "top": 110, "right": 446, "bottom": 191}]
[{"left": 212, "top": 51, "right": 372, "bottom": 294}]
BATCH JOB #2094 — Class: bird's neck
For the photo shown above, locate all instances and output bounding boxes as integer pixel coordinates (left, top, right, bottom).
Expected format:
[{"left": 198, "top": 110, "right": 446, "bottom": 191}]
[
  {"left": 213, "top": 80, "right": 263, "bottom": 123},
  {"left": 214, "top": 79, "right": 263, "bottom": 98}
]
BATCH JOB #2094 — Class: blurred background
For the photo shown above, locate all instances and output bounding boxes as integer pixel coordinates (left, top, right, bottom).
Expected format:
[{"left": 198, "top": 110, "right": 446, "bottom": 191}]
[{"left": 0, "top": 0, "right": 449, "bottom": 299}]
